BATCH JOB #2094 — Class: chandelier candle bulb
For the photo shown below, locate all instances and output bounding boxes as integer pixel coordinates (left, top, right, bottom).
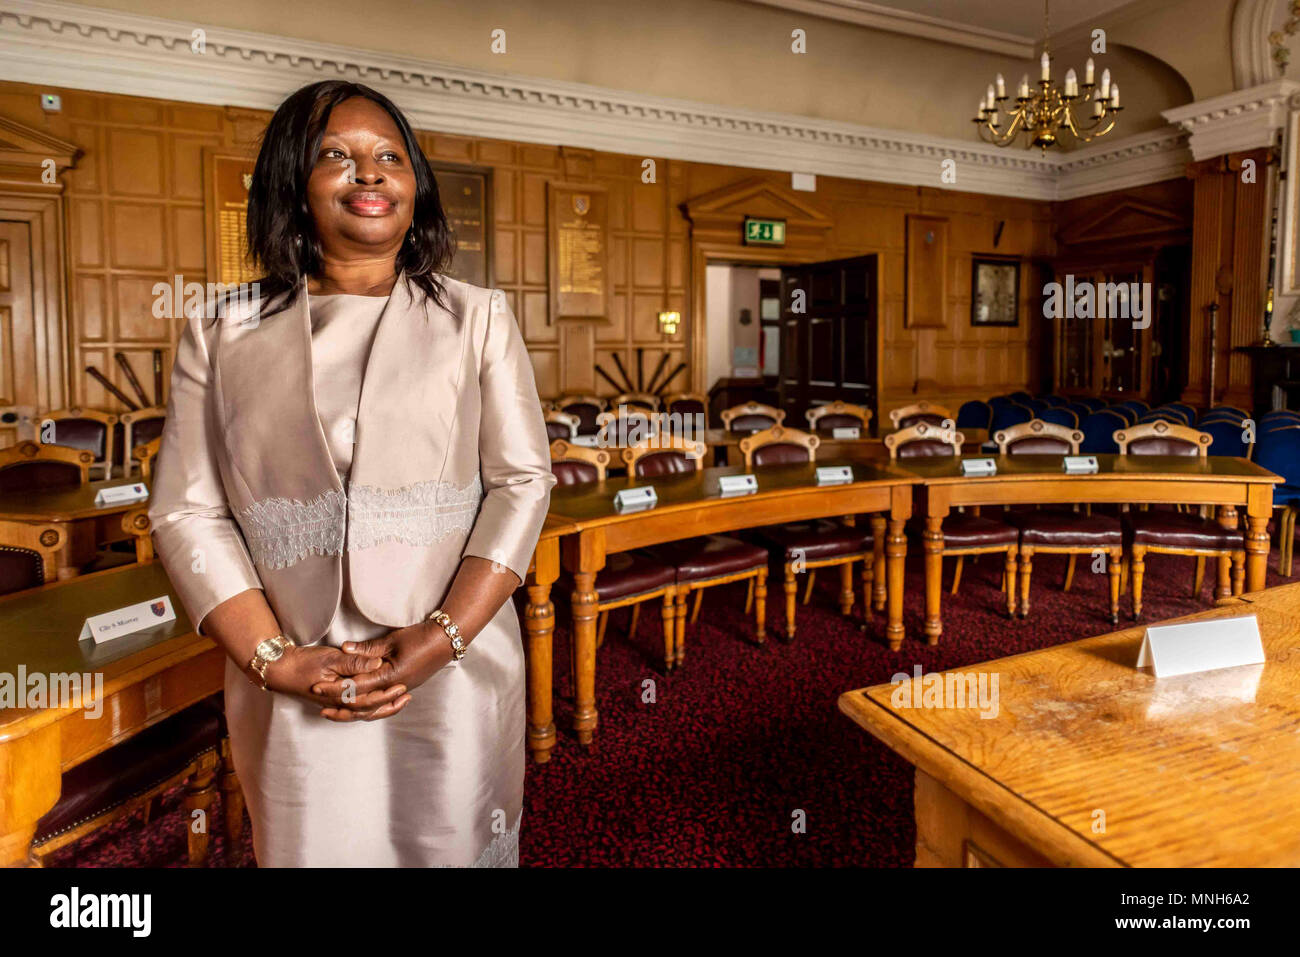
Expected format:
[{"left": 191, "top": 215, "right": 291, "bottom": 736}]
[
  {"left": 1019, "top": 74, "right": 1029, "bottom": 98},
  {"left": 986, "top": 85, "right": 996, "bottom": 109},
  {"left": 1040, "top": 50, "right": 1050, "bottom": 80},
  {"left": 995, "top": 73, "right": 1005, "bottom": 98},
  {"left": 1111, "top": 84, "right": 1120, "bottom": 107},
  {"left": 1085, "top": 57, "right": 1094, "bottom": 85},
  {"left": 1064, "top": 68, "right": 1077, "bottom": 97},
  {"left": 1100, "top": 68, "right": 1111, "bottom": 98},
  {"left": 1094, "top": 96, "right": 1104, "bottom": 117}
]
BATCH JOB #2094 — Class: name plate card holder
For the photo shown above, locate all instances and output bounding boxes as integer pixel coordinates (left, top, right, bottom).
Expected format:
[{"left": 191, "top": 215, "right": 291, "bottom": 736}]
[
  {"left": 960, "top": 458, "right": 997, "bottom": 477},
  {"left": 571, "top": 434, "right": 600, "bottom": 448},
  {"left": 1136, "top": 614, "right": 1265, "bottom": 678},
  {"left": 1063, "top": 455, "right": 1099, "bottom": 474},
  {"left": 831, "top": 427, "right": 861, "bottom": 440},
  {"left": 613, "top": 486, "right": 657, "bottom": 513},
  {"left": 95, "top": 482, "right": 149, "bottom": 505},
  {"left": 79, "top": 595, "right": 177, "bottom": 645},
  {"left": 815, "top": 465, "right": 853, "bottom": 486},
  {"left": 717, "top": 474, "right": 759, "bottom": 497}
]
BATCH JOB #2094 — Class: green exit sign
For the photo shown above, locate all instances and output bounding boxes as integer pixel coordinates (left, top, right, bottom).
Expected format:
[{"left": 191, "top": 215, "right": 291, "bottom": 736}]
[{"left": 744, "top": 218, "right": 786, "bottom": 245}]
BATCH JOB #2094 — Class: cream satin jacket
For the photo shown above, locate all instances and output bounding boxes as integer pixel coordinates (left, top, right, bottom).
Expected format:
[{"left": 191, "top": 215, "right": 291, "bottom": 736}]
[{"left": 148, "top": 274, "right": 555, "bottom": 644}]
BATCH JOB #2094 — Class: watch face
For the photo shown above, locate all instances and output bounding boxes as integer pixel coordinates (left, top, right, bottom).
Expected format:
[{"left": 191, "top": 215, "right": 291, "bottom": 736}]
[{"left": 256, "top": 638, "right": 285, "bottom": 661}]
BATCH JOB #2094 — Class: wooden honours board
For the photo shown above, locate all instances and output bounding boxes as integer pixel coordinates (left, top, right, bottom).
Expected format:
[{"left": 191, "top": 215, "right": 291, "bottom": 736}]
[
  {"left": 203, "top": 149, "right": 258, "bottom": 286},
  {"left": 548, "top": 181, "right": 612, "bottom": 323},
  {"left": 431, "top": 162, "right": 491, "bottom": 288}
]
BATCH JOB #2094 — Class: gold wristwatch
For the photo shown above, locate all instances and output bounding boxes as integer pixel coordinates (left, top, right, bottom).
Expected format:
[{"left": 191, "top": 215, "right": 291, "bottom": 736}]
[
  {"left": 428, "top": 609, "right": 467, "bottom": 661},
  {"left": 247, "top": 634, "right": 295, "bottom": 690}
]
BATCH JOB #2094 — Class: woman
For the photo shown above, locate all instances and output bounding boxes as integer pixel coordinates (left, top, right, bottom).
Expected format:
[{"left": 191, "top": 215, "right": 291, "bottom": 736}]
[{"left": 149, "top": 80, "right": 554, "bottom": 867}]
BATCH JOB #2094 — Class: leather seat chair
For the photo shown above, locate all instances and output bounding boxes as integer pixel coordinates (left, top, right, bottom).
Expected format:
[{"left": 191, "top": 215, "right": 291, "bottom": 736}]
[
  {"left": 805, "top": 400, "right": 872, "bottom": 435},
  {"left": 610, "top": 391, "right": 659, "bottom": 411},
  {"left": 627, "top": 437, "right": 767, "bottom": 666},
  {"left": 30, "top": 695, "right": 243, "bottom": 867},
  {"left": 543, "top": 410, "right": 579, "bottom": 442},
  {"left": 38, "top": 407, "right": 118, "bottom": 480},
  {"left": 663, "top": 392, "right": 709, "bottom": 432},
  {"left": 720, "top": 401, "right": 784, "bottom": 434},
  {"left": 884, "top": 423, "right": 1018, "bottom": 618},
  {"left": 995, "top": 420, "right": 1122, "bottom": 623},
  {"left": 740, "top": 426, "right": 872, "bottom": 640},
  {"left": 557, "top": 394, "right": 605, "bottom": 437},
  {"left": 1115, "top": 420, "right": 1246, "bottom": 619},
  {"left": 0, "top": 440, "right": 93, "bottom": 493},
  {"left": 119, "top": 407, "right": 166, "bottom": 478},
  {"left": 888, "top": 401, "right": 951, "bottom": 430},
  {"left": 0, "top": 520, "right": 64, "bottom": 594},
  {"left": 549, "top": 439, "right": 679, "bottom": 669}
]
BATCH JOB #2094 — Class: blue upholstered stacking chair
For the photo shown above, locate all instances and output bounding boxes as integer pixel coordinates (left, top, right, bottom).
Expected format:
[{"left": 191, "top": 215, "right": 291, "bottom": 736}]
[
  {"left": 990, "top": 402, "right": 1032, "bottom": 434},
  {"left": 956, "top": 400, "right": 992, "bottom": 431},
  {"left": 1067, "top": 402, "right": 1094, "bottom": 424},
  {"left": 1200, "top": 419, "right": 1249, "bottom": 458},
  {"left": 1039, "top": 406, "right": 1078, "bottom": 429},
  {"left": 1076, "top": 397, "right": 1107, "bottom": 412},
  {"left": 1166, "top": 403, "right": 1196, "bottom": 422},
  {"left": 1009, "top": 391, "right": 1033, "bottom": 404},
  {"left": 1107, "top": 405, "right": 1136, "bottom": 426},
  {"left": 1115, "top": 400, "right": 1149, "bottom": 419},
  {"left": 1080, "top": 410, "right": 1125, "bottom": 454},
  {"left": 1255, "top": 425, "right": 1300, "bottom": 575},
  {"left": 1149, "top": 406, "right": 1190, "bottom": 425}
]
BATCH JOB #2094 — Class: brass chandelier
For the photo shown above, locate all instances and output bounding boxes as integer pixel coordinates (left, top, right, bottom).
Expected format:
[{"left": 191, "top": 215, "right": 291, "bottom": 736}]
[{"left": 973, "top": 1, "right": 1122, "bottom": 151}]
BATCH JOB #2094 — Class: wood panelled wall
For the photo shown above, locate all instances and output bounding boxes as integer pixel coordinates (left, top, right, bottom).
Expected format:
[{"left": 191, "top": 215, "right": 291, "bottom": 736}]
[{"left": 0, "top": 79, "right": 1056, "bottom": 416}]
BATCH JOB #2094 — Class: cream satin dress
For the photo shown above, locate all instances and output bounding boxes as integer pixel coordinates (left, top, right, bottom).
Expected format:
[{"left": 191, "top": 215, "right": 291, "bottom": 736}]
[{"left": 222, "top": 293, "right": 524, "bottom": 867}]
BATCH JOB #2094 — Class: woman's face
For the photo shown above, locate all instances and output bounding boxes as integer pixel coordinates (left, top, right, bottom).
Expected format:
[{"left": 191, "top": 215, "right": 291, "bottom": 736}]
[{"left": 306, "top": 96, "right": 416, "bottom": 259}]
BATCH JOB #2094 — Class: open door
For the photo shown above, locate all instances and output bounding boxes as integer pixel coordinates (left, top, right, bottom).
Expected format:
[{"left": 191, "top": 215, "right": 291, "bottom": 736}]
[{"left": 779, "top": 254, "right": 878, "bottom": 431}]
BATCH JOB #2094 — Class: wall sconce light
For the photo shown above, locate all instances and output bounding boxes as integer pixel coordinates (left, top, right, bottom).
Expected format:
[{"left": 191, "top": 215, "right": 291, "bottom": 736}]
[{"left": 658, "top": 311, "right": 681, "bottom": 335}]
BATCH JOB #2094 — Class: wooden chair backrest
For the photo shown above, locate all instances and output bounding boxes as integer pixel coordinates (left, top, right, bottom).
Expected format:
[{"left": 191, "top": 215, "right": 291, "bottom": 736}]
[
  {"left": 133, "top": 437, "right": 161, "bottom": 482},
  {"left": 621, "top": 436, "right": 707, "bottom": 477},
  {"left": 806, "top": 400, "right": 872, "bottom": 431},
  {"left": 548, "top": 439, "right": 611, "bottom": 484},
  {"left": 611, "top": 392, "right": 660, "bottom": 410},
  {"left": 888, "top": 401, "right": 952, "bottom": 429},
  {"left": 544, "top": 410, "right": 580, "bottom": 440},
  {"left": 0, "top": 520, "right": 64, "bottom": 593},
  {"left": 883, "top": 422, "right": 965, "bottom": 459},
  {"left": 0, "top": 440, "right": 93, "bottom": 489},
  {"left": 720, "top": 402, "right": 785, "bottom": 432},
  {"left": 39, "top": 406, "right": 118, "bottom": 474},
  {"left": 738, "top": 425, "right": 819, "bottom": 469},
  {"left": 120, "top": 506, "right": 154, "bottom": 563},
  {"left": 993, "top": 419, "right": 1082, "bottom": 455},
  {"left": 663, "top": 392, "right": 709, "bottom": 428},
  {"left": 1114, "top": 420, "right": 1210, "bottom": 458}
]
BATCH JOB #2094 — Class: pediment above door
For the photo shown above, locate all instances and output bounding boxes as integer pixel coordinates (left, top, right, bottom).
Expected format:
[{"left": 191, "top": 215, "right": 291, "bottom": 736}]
[
  {"left": 0, "top": 115, "right": 81, "bottom": 193},
  {"left": 682, "top": 176, "right": 833, "bottom": 244}
]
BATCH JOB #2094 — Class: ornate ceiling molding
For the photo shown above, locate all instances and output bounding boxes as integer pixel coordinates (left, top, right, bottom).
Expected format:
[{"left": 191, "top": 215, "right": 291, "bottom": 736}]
[
  {"left": 0, "top": 0, "right": 1189, "bottom": 201},
  {"left": 1162, "top": 78, "right": 1299, "bottom": 160}
]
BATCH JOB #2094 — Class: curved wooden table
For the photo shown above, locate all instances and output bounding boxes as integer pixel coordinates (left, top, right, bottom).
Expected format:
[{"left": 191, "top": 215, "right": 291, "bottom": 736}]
[
  {"left": 839, "top": 582, "right": 1300, "bottom": 867},
  {"left": 896, "top": 454, "right": 1280, "bottom": 643},
  {"left": 525, "top": 459, "right": 919, "bottom": 762},
  {"left": 0, "top": 561, "right": 219, "bottom": 866},
  {"left": 0, "top": 479, "right": 148, "bottom": 578}
]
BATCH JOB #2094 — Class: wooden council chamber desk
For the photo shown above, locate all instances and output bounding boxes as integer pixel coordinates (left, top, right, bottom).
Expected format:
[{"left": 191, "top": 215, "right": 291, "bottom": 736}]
[{"left": 838, "top": 582, "right": 1300, "bottom": 867}]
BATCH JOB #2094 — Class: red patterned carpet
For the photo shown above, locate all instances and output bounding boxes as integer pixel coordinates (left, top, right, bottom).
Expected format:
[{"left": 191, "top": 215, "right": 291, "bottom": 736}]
[{"left": 48, "top": 545, "right": 1291, "bottom": 868}]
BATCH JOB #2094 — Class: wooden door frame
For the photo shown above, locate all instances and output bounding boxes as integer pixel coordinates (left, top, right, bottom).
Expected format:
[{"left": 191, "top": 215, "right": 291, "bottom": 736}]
[{"left": 0, "top": 193, "right": 69, "bottom": 415}]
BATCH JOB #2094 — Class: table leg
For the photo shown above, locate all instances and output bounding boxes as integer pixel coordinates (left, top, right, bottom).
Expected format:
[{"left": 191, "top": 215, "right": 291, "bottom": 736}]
[
  {"left": 524, "top": 538, "right": 559, "bottom": 764},
  {"left": 564, "top": 531, "right": 605, "bottom": 747},
  {"left": 0, "top": 723, "right": 60, "bottom": 867},
  {"left": 923, "top": 514, "right": 946, "bottom": 644},
  {"left": 870, "top": 514, "right": 887, "bottom": 611},
  {"left": 1245, "top": 487, "right": 1271, "bottom": 593},
  {"left": 886, "top": 518, "right": 907, "bottom": 651}
]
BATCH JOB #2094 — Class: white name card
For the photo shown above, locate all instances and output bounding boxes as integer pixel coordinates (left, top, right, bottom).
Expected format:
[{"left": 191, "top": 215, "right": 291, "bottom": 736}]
[
  {"left": 79, "top": 595, "right": 176, "bottom": 645},
  {"left": 831, "top": 427, "right": 861, "bottom": 440},
  {"left": 613, "top": 486, "right": 657, "bottom": 512},
  {"left": 571, "top": 434, "right": 600, "bottom": 448},
  {"left": 1063, "top": 455, "right": 1099, "bottom": 474},
  {"left": 717, "top": 474, "right": 758, "bottom": 497},
  {"left": 960, "top": 458, "right": 997, "bottom": 476},
  {"left": 94, "top": 482, "right": 148, "bottom": 505},
  {"left": 1136, "top": 613, "right": 1265, "bottom": 678},
  {"left": 815, "top": 465, "right": 853, "bottom": 486}
]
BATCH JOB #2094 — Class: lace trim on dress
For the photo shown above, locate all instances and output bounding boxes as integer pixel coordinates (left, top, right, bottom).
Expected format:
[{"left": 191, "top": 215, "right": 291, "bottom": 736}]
[
  {"left": 236, "top": 476, "right": 483, "bottom": 570},
  {"left": 467, "top": 812, "right": 521, "bottom": 869}
]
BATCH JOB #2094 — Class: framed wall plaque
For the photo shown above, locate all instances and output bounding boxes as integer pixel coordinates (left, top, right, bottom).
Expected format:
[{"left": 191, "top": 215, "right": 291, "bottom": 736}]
[
  {"left": 548, "top": 181, "right": 612, "bottom": 323},
  {"left": 202, "top": 148, "right": 258, "bottom": 287},
  {"left": 431, "top": 161, "right": 492, "bottom": 288},
  {"left": 970, "top": 257, "right": 1020, "bottom": 327}
]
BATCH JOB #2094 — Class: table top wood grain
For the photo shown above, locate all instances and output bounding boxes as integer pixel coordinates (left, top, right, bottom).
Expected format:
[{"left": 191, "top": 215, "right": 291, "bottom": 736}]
[
  {"left": 0, "top": 478, "right": 150, "bottom": 522},
  {"left": 896, "top": 452, "right": 1279, "bottom": 485},
  {"left": 839, "top": 582, "right": 1300, "bottom": 867}
]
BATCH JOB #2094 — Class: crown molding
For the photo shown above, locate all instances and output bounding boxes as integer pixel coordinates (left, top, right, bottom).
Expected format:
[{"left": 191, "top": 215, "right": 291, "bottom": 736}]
[
  {"left": 739, "top": 0, "right": 1034, "bottom": 57},
  {"left": 1162, "top": 78, "right": 1299, "bottom": 160},
  {"left": 0, "top": 0, "right": 1190, "bottom": 201}
]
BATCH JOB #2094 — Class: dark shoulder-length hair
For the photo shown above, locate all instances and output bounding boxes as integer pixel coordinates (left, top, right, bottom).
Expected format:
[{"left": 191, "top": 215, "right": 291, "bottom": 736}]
[{"left": 243, "top": 80, "right": 454, "bottom": 317}]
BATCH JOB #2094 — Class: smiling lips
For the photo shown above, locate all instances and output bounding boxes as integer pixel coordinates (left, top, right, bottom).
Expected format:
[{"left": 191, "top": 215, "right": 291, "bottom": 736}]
[{"left": 343, "top": 191, "right": 395, "bottom": 216}]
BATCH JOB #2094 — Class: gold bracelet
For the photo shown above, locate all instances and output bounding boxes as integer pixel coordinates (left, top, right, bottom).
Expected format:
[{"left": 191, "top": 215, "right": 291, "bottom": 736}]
[
  {"left": 246, "top": 634, "right": 294, "bottom": 690},
  {"left": 427, "top": 609, "right": 467, "bottom": 661}
]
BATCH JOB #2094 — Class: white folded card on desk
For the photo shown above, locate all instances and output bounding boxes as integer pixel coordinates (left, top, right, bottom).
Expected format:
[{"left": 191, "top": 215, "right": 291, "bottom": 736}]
[
  {"left": 570, "top": 434, "right": 599, "bottom": 448},
  {"left": 831, "top": 427, "right": 861, "bottom": 440},
  {"left": 79, "top": 595, "right": 176, "bottom": 645},
  {"left": 1136, "top": 613, "right": 1265, "bottom": 678},
  {"left": 94, "top": 482, "right": 148, "bottom": 505},
  {"left": 1062, "top": 455, "right": 1099, "bottom": 474},
  {"left": 613, "top": 486, "right": 657, "bottom": 512},
  {"left": 717, "top": 474, "right": 758, "bottom": 496},
  {"left": 960, "top": 458, "right": 997, "bottom": 476},
  {"left": 815, "top": 465, "right": 853, "bottom": 486}
]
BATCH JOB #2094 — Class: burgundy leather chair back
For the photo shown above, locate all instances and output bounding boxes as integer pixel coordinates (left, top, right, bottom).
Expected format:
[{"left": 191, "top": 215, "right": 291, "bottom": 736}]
[
  {"left": 1007, "top": 436, "right": 1071, "bottom": 455},
  {"left": 633, "top": 450, "right": 697, "bottom": 478},
  {"left": 668, "top": 399, "right": 705, "bottom": 419},
  {"left": 752, "top": 443, "right": 811, "bottom": 467},
  {"left": 896, "top": 439, "right": 956, "bottom": 459},
  {"left": 550, "top": 461, "right": 599, "bottom": 486},
  {"left": 0, "top": 461, "right": 82, "bottom": 494},
  {"left": 545, "top": 420, "right": 573, "bottom": 441},
  {"left": 561, "top": 402, "right": 602, "bottom": 436},
  {"left": 1127, "top": 436, "right": 1200, "bottom": 456},
  {"left": 48, "top": 419, "right": 106, "bottom": 459},
  {"left": 0, "top": 548, "right": 43, "bottom": 596},
  {"left": 816, "top": 413, "right": 864, "bottom": 430},
  {"left": 896, "top": 412, "right": 948, "bottom": 428},
  {"left": 133, "top": 417, "right": 166, "bottom": 446},
  {"left": 729, "top": 413, "right": 777, "bottom": 432}
]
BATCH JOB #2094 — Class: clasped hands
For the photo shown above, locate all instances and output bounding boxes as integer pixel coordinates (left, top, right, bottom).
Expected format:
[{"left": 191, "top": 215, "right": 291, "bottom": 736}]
[{"left": 263, "top": 620, "right": 454, "bottom": 721}]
